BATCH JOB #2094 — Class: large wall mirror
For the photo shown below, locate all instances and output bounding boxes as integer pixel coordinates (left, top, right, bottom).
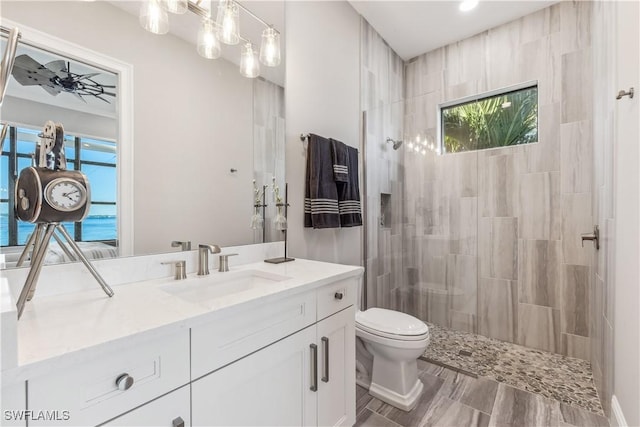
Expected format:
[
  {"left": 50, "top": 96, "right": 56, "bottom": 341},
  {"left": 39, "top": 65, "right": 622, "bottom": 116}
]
[{"left": 0, "top": 0, "right": 285, "bottom": 268}]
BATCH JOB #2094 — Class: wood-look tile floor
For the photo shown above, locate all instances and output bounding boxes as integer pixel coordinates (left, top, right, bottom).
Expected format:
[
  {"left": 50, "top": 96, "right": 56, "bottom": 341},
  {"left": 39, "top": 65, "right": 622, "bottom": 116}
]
[{"left": 355, "top": 360, "right": 610, "bottom": 427}]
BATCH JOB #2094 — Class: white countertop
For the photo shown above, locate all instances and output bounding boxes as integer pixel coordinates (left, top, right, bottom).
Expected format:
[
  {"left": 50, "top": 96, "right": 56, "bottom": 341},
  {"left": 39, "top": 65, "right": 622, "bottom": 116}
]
[{"left": 2, "top": 258, "right": 363, "bottom": 382}]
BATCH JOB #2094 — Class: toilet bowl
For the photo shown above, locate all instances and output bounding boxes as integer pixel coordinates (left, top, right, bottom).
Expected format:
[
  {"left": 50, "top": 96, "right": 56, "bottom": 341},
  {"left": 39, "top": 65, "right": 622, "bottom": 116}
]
[{"left": 355, "top": 308, "right": 430, "bottom": 411}]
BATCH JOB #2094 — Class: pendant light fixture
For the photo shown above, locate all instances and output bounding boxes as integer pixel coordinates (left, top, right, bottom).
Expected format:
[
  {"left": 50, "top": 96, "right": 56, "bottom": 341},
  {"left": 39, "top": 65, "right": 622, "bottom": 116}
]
[
  {"left": 240, "top": 42, "right": 260, "bottom": 78},
  {"left": 260, "top": 26, "right": 280, "bottom": 67},
  {"left": 164, "top": 0, "right": 188, "bottom": 14},
  {"left": 216, "top": 0, "right": 240, "bottom": 45},
  {"left": 139, "top": 0, "right": 169, "bottom": 35},
  {"left": 138, "top": 0, "right": 281, "bottom": 79},
  {"left": 197, "top": 18, "right": 221, "bottom": 59}
]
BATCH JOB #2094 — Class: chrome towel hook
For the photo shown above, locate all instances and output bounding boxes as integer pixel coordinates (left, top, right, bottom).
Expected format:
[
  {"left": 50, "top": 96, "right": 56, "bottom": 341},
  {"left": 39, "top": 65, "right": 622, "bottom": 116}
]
[{"left": 616, "top": 87, "right": 634, "bottom": 100}]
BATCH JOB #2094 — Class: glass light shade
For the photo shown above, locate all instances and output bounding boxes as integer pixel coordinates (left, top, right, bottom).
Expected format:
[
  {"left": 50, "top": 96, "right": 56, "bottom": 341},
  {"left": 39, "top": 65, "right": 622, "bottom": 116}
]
[
  {"left": 139, "top": 0, "right": 169, "bottom": 35},
  {"left": 197, "top": 18, "right": 221, "bottom": 59},
  {"left": 164, "top": 0, "right": 188, "bottom": 14},
  {"left": 260, "top": 27, "right": 281, "bottom": 67},
  {"left": 216, "top": 0, "right": 240, "bottom": 45},
  {"left": 274, "top": 205, "right": 287, "bottom": 231},
  {"left": 240, "top": 43, "right": 260, "bottom": 78},
  {"left": 250, "top": 207, "right": 264, "bottom": 229}
]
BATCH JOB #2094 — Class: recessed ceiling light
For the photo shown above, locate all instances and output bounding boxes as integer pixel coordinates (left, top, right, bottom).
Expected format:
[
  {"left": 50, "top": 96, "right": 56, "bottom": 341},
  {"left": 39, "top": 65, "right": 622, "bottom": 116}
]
[{"left": 459, "top": 0, "right": 479, "bottom": 12}]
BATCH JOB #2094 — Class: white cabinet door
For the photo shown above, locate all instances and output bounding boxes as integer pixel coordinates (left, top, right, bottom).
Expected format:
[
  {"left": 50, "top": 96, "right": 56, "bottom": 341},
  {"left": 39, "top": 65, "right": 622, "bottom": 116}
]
[
  {"left": 192, "top": 325, "right": 317, "bottom": 427},
  {"left": 316, "top": 307, "right": 356, "bottom": 427},
  {"left": 103, "top": 386, "right": 190, "bottom": 427}
]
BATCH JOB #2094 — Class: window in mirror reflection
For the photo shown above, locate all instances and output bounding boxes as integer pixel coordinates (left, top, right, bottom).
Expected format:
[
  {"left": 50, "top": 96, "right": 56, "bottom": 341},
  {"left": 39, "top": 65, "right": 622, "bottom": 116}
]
[{"left": 1, "top": 125, "right": 117, "bottom": 247}]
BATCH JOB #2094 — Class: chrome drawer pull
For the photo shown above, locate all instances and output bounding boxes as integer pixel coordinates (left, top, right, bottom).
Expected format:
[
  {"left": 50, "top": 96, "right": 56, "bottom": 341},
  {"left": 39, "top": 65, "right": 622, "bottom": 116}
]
[
  {"left": 334, "top": 292, "right": 343, "bottom": 300},
  {"left": 310, "top": 343, "right": 318, "bottom": 392},
  {"left": 321, "top": 337, "right": 329, "bottom": 383},
  {"left": 115, "top": 373, "right": 134, "bottom": 391}
]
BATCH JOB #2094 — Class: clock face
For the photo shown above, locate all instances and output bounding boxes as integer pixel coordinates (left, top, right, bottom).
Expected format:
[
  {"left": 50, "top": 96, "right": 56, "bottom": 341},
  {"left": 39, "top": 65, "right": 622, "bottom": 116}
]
[{"left": 44, "top": 178, "right": 87, "bottom": 212}]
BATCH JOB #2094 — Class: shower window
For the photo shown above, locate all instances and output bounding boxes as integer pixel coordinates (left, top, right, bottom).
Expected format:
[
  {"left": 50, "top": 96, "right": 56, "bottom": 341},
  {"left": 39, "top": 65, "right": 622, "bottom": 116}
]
[{"left": 440, "top": 83, "right": 538, "bottom": 154}]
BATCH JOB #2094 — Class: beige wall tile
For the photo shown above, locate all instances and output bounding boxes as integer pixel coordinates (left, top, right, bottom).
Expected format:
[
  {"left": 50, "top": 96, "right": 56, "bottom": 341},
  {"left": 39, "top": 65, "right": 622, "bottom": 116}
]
[
  {"left": 518, "top": 239, "right": 562, "bottom": 308},
  {"left": 518, "top": 303, "right": 562, "bottom": 352}
]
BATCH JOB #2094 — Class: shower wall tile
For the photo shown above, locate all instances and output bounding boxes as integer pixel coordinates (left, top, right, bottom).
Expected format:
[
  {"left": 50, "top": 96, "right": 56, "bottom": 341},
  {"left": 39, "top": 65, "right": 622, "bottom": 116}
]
[
  {"left": 450, "top": 311, "right": 477, "bottom": 334},
  {"left": 479, "top": 278, "right": 518, "bottom": 342},
  {"left": 523, "top": 104, "right": 561, "bottom": 173},
  {"left": 518, "top": 172, "right": 561, "bottom": 240},
  {"left": 562, "top": 264, "right": 590, "bottom": 337},
  {"left": 518, "top": 239, "right": 562, "bottom": 308},
  {"left": 449, "top": 197, "right": 478, "bottom": 256},
  {"left": 559, "top": 0, "right": 592, "bottom": 54},
  {"left": 519, "top": 33, "right": 562, "bottom": 106},
  {"left": 561, "top": 48, "right": 592, "bottom": 123},
  {"left": 561, "top": 193, "right": 593, "bottom": 266},
  {"left": 560, "top": 120, "right": 593, "bottom": 194},
  {"left": 518, "top": 303, "right": 561, "bottom": 353},
  {"left": 479, "top": 217, "right": 518, "bottom": 281},
  {"left": 561, "top": 333, "right": 590, "bottom": 361},
  {"left": 480, "top": 153, "right": 517, "bottom": 218},
  {"left": 446, "top": 254, "right": 477, "bottom": 315}
]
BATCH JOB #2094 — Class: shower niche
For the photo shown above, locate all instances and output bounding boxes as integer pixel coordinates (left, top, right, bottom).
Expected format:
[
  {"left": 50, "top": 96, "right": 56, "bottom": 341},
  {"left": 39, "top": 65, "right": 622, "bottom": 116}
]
[{"left": 380, "top": 193, "right": 392, "bottom": 228}]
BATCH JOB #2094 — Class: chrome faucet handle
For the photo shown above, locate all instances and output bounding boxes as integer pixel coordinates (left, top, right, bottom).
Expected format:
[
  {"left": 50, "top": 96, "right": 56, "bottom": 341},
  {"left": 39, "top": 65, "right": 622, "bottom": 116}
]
[
  {"left": 198, "top": 244, "right": 222, "bottom": 276},
  {"left": 161, "top": 260, "right": 187, "bottom": 280},
  {"left": 171, "top": 240, "right": 192, "bottom": 251},
  {"left": 218, "top": 253, "right": 239, "bottom": 273}
]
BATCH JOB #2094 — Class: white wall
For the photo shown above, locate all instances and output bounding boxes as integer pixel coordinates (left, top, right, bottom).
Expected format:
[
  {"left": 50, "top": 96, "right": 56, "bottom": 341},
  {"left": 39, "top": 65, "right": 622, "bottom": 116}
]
[
  {"left": 613, "top": 1, "right": 640, "bottom": 425},
  {"left": 2, "top": 1, "right": 255, "bottom": 254},
  {"left": 285, "top": 1, "right": 362, "bottom": 266}
]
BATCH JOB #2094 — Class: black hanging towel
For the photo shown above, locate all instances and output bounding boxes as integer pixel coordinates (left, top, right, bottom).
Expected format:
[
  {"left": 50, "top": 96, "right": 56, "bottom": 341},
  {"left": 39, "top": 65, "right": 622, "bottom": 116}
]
[
  {"left": 304, "top": 134, "right": 340, "bottom": 228},
  {"left": 330, "top": 139, "right": 362, "bottom": 227}
]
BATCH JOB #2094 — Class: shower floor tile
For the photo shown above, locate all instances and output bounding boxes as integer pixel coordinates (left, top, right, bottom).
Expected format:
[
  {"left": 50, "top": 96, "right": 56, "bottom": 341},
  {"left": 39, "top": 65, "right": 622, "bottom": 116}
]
[{"left": 420, "top": 323, "right": 604, "bottom": 416}]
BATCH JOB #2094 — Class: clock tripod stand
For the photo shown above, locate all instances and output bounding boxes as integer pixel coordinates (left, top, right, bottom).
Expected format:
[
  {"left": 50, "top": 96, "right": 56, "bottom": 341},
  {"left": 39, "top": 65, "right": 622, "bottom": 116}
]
[{"left": 15, "top": 222, "right": 114, "bottom": 319}]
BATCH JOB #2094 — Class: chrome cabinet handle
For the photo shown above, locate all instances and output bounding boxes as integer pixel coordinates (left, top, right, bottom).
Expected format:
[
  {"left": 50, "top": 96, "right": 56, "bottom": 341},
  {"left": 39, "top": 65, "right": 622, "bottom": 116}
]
[
  {"left": 310, "top": 343, "right": 318, "bottom": 392},
  {"left": 321, "top": 337, "right": 329, "bottom": 383},
  {"left": 334, "top": 292, "right": 343, "bottom": 300},
  {"left": 115, "top": 373, "right": 134, "bottom": 391},
  {"left": 172, "top": 416, "right": 185, "bottom": 427}
]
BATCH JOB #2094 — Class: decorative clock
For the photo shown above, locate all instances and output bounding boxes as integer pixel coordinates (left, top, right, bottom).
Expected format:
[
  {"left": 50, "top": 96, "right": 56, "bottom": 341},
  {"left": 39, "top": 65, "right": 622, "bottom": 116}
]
[{"left": 14, "top": 121, "right": 113, "bottom": 320}]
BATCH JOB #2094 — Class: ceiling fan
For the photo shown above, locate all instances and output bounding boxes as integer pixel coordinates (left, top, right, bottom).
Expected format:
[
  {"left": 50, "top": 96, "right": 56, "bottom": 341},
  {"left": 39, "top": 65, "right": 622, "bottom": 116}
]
[{"left": 11, "top": 54, "right": 116, "bottom": 104}]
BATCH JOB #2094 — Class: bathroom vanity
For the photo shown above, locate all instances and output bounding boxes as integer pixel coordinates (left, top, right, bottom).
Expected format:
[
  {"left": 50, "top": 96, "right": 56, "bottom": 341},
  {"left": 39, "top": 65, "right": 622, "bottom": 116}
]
[{"left": 0, "top": 247, "right": 362, "bottom": 427}]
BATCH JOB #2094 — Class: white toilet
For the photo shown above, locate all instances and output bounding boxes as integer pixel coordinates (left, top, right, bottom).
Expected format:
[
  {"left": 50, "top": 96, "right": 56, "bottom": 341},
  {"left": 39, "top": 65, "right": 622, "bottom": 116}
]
[{"left": 356, "top": 307, "right": 430, "bottom": 411}]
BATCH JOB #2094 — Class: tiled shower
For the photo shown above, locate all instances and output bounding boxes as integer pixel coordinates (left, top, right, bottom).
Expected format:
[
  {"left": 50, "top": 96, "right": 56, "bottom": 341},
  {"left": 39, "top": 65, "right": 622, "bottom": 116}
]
[{"left": 362, "top": 0, "right": 613, "bottom": 416}]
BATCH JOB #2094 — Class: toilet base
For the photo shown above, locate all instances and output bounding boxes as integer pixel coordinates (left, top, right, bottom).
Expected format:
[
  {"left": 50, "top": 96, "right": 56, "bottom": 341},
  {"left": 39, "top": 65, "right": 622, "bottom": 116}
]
[{"left": 369, "top": 378, "right": 424, "bottom": 412}]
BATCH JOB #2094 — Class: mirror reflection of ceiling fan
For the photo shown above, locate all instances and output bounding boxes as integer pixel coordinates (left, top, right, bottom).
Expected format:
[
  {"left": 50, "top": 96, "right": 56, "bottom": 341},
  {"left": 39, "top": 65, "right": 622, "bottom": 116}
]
[{"left": 11, "top": 54, "right": 116, "bottom": 103}]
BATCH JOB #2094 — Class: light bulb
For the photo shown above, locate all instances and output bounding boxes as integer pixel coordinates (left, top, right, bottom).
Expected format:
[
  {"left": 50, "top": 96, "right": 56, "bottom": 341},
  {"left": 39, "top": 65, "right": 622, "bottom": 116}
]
[
  {"left": 421, "top": 149, "right": 427, "bottom": 155},
  {"left": 407, "top": 142, "right": 414, "bottom": 150},
  {"left": 260, "top": 26, "right": 281, "bottom": 67},
  {"left": 459, "top": 0, "right": 479, "bottom": 12},
  {"left": 139, "top": 0, "right": 169, "bottom": 35},
  {"left": 164, "top": 0, "right": 187, "bottom": 14},
  {"left": 197, "top": 18, "right": 221, "bottom": 59},
  {"left": 414, "top": 145, "right": 420, "bottom": 153},
  {"left": 216, "top": 0, "right": 239, "bottom": 45},
  {"left": 240, "top": 43, "right": 260, "bottom": 78}
]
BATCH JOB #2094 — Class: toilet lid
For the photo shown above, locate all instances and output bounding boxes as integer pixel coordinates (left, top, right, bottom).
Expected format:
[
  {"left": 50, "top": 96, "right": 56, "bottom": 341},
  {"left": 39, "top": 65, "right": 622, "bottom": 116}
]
[{"left": 356, "top": 308, "right": 429, "bottom": 338}]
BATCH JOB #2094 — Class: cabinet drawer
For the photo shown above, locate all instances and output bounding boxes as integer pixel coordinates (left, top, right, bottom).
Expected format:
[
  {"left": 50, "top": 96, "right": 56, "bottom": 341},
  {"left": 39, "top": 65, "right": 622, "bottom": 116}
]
[
  {"left": 317, "top": 278, "right": 357, "bottom": 320},
  {"left": 28, "top": 328, "right": 190, "bottom": 427},
  {"left": 102, "top": 385, "right": 190, "bottom": 427},
  {"left": 191, "top": 290, "right": 316, "bottom": 379}
]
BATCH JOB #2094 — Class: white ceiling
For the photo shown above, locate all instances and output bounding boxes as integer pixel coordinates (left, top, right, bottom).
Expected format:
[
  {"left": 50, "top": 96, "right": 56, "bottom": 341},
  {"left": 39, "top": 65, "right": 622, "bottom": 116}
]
[
  {"left": 349, "top": 0, "right": 559, "bottom": 60},
  {"left": 109, "top": 1, "right": 285, "bottom": 86}
]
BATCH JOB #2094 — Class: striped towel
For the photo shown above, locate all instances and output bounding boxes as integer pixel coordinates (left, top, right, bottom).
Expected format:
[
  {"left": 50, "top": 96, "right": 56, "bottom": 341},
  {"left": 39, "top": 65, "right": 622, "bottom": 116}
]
[
  {"left": 304, "top": 134, "right": 340, "bottom": 228},
  {"left": 336, "top": 144, "right": 362, "bottom": 227},
  {"left": 330, "top": 138, "right": 349, "bottom": 182}
]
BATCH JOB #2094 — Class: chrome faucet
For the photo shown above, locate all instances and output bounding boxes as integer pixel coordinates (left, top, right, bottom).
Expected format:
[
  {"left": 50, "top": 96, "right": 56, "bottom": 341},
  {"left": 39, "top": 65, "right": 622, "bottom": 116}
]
[
  {"left": 171, "top": 240, "right": 192, "bottom": 251},
  {"left": 218, "top": 253, "right": 239, "bottom": 272},
  {"left": 198, "top": 244, "right": 221, "bottom": 276},
  {"left": 161, "top": 260, "right": 187, "bottom": 280}
]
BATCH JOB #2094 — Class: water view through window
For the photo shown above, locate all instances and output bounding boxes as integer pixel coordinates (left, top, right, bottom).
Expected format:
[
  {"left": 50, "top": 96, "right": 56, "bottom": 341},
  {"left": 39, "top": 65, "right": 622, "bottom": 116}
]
[
  {"left": 441, "top": 85, "right": 538, "bottom": 154},
  {"left": 1, "top": 126, "right": 117, "bottom": 247}
]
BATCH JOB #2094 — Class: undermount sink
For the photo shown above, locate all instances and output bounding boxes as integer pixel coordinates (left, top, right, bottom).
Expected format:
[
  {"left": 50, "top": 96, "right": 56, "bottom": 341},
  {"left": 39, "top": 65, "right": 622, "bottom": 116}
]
[{"left": 159, "top": 269, "right": 291, "bottom": 305}]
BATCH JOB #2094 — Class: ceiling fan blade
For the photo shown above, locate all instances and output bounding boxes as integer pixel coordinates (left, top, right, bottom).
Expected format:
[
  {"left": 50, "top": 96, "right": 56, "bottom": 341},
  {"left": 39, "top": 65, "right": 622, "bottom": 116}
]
[
  {"left": 45, "top": 59, "right": 68, "bottom": 74},
  {"left": 93, "top": 94, "right": 112, "bottom": 104},
  {"left": 72, "top": 92, "right": 87, "bottom": 103},
  {"left": 76, "top": 73, "right": 101, "bottom": 81},
  {"left": 41, "top": 85, "right": 62, "bottom": 96}
]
